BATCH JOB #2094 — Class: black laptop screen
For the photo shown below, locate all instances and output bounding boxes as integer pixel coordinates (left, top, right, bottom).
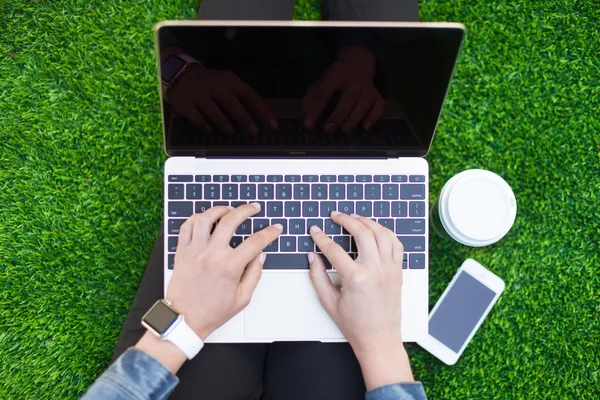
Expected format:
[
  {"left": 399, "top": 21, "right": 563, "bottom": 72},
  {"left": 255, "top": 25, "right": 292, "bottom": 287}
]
[{"left": 156, "top": 24, "right": 464, "bottom": 157}]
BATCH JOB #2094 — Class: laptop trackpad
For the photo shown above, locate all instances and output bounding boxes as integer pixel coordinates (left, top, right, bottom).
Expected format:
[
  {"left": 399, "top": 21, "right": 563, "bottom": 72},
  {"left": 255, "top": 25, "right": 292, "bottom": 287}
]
[{"left": 244, "top": 272, "right": 344, "bottom": 340}]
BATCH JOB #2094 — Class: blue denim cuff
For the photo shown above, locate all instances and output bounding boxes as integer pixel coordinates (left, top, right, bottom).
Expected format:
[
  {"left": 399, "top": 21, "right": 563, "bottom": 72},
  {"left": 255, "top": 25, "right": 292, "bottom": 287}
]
[{"left": 366, "top": 382, "right": 427, "bottom": 400}]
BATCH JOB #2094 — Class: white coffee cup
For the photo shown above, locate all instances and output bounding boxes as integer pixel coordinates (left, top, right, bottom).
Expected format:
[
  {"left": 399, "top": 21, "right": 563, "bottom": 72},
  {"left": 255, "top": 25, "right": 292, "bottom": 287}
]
[{"left": 431, "top": 169, "right": 517, "bottom": 247}]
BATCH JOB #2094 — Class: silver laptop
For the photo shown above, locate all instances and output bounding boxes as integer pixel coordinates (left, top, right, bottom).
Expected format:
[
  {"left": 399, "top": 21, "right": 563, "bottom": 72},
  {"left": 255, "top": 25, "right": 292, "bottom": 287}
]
[{"left": 155, "top": 21, "right": 464, "bottom": 342}]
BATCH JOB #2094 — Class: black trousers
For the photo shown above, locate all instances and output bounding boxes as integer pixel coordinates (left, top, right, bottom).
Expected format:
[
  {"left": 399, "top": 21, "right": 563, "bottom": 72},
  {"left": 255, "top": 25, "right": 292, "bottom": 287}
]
[{"left": 112, "top": 1, "right": 418, "bottom": 399}]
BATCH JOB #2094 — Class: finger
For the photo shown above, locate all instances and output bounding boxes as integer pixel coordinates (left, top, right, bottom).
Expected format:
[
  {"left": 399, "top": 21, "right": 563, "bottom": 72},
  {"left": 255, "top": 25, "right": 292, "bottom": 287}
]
[
  {"left": 236, "top": 83, "right": 278, "bottom": 130},
  {"left": 214, "top": 91, "right": 258, "bottom": 135},
  {"left": 308, "top": 252, "right": 340, "bottom": 317},
  {"left": 187, "top": 206, "right": 233, "bottom": 247},
  {"left": 329, "top": 212, "right": 379, "bottom": 260},
  {"left": 309, "top": 225, "right": 355, "bottom": 277},
  {"left": 237, "top": 253, "right": 265, "bottom": 307},
  {"left": 301, "top": 83, "right": 319, "bottom": 121},
  {"left": 303, "top": 77, "right": 341, "bottom": 130},
  {"left": 341, "top": 89, "right": 375, "bottom": 133},
  {"left": 179, "top": 101, "right": 213, "bottom": 133},
  {"left": 362, "top": 95, "right": 385, "bottom": 131},
  {"left": 354, "top": 216, "right": 395, "bottom": 264},
  {"left": 234, "top": 223, "right": 283, "bottom": 264},
  {"left": 210, "top": 203, "right": 262, "bottom": 246},
  {"left": 196, "top": 95, "right": 235, "bottom": 135},
  {"left": 325, "top": 84, "right": 361, "bottom": 133}
]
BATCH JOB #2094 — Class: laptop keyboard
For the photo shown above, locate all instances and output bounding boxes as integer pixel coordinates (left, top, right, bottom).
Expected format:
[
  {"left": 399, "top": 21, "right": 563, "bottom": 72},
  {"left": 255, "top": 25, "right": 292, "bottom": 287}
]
[{"left": 166, "top": 174, "right": 427, "bottom": 271}]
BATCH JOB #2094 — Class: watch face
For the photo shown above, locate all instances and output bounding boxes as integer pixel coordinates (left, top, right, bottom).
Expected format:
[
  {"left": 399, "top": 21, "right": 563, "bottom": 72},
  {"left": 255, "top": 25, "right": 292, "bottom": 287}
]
[
  {"left": 161, "top": 55, "right": 186, "bottom": 84},
  {"left": 144, "top": 300, "right": 179, "bottom": 335}
]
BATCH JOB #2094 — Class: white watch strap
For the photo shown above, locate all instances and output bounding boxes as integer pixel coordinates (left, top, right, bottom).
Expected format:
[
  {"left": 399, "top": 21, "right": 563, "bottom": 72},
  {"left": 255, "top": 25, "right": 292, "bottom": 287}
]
[{"left": 165, "top": 317, "right": 204, "bottom": 360}]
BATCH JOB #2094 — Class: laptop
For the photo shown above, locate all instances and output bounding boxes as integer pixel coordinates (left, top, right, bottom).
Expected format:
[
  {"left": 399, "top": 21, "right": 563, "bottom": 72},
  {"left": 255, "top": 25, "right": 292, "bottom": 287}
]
[{"left": 154, "top": 21, "right": 465, "bottom": 342}]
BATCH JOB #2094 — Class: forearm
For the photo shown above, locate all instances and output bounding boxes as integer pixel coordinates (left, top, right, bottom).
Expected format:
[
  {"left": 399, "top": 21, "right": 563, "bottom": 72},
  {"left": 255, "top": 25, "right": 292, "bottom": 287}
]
[
  {"left": 134, "top": 331, "right": 188, "bottom": 374},
  {"left": 355, "top": 343, "right": 414, "bottom": 390}
]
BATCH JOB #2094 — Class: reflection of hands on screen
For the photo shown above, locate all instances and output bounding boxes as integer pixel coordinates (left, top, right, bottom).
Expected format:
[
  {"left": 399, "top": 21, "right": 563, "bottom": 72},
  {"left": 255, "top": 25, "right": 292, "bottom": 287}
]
[
  {"left": 168, "top": 65, "right": 278, "bottom": 135},
  {"left": 302, "top": 45, "right": 385, "bottom": 133}
]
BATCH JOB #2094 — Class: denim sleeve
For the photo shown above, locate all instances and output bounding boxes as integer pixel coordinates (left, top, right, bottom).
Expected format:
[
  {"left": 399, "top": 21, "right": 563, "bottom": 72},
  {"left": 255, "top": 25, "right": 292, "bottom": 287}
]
[
  {"left": 365, "top": 382, "right": 428, "bottom": 400},
  {"left": 80, "top": 348, "right": 179, "bottom": 400}
]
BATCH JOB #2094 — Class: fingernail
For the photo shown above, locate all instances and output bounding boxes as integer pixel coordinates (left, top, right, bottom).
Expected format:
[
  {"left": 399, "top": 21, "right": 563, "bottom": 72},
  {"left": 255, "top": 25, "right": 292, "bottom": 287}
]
[
  {"left": 250, "top": 202, "right": 261, "bottom": 210},
  {"left": 273, "top": 223, "right": 284, "bottom": 231},
  {"left": 350, "top": 213, "right": 360, "bottom": 218},
  {"left": 249, "top": 124, "right": 258, "bottom": 135},
  {"left": 310, "top": 225, "right": 322, "bottom": 232},
  {"left": 363, "top": 121, "right": 371, "bottom": 131},
  {"left": 325, "top": 122, "right": 336, "bottom": 133},
  {"left": 269, "top": 119, "right": 279, "bottom": 130},
  {"left": 227, "top": 206, "right": 235, "bottom": 211},
  {"left": 330, "top": 210, "right": 341, "bottom": 216},
  {"left": 259, "top": 252, "right": 267, "bottom": 265},
  {"left": 304, "top": 119, "right": 314, "bottom": 129},
  {"left": 307, "top": 252, "right": 314, "bottom": 264}
]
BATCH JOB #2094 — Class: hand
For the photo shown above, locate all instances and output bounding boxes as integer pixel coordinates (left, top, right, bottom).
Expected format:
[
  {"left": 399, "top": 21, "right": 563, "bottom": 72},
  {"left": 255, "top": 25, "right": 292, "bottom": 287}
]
[
  {"left": 166, "top": 204, "right": 283, "bottom": 340},
  {"left": 169, "top": 65, "right": 278, "bottom": 135},
  {"left": 302, "top": 45, "right": 385, "bottom": 133},
  {"left": 308, "top": 212, "right": 414, "bottom": 388}
]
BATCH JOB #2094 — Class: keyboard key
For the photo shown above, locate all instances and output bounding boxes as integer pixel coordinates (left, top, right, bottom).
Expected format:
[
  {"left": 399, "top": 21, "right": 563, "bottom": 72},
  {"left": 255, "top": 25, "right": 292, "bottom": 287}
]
[
  {"left": 276, "top": 184, "right": 292, "bottom": 199},
  {"left": 240, "top": 184, "right": 256, "bottom": 200},
  {"left": 402, "top": 260, "right": 407, "bottom": 269},
  {"left": 168, "top": 184, "right": 184, "bottom": 199},
  {"left": 285, "top": 201, "right": 301, "bottom": 217},
  {"left": 333, "top": 235, "right": 351, "bottom": 251},
  {"left": 409, "top": 202, "right": 426, "bottom": 217},
  {"left": 267, "top": 175, "right": 283, "bottom": 182},
  {"left": 168, "top": 219, "right": 186, "bottom": 234},
  {"left": 378, "top": 218, "right": 394, "bottom": 231},
  {"left": 230, "top": 236, "right": 243, "bottom": 248},
  {"left": 302, "top": 175, "right": 319, "bottom": 182},
  {"left": 293, "top": 184, "right": 310, "bottom": 199},
  {"left": 258, "top": 184, "right": 274, "bottom": 199},
  {"left": 307, "top": 219, "right": 323, "bottom": 233},
  {"left": 311, "top": 184, "right": 327, "bottom": 200},
  {"left": 392, "top": 175, "right": 408, "bottom": 182},
  {"left": 287, "top": 219, "right": 304, "bottom": 234},
  {"left": 254, "top": 201, "right": 266, "bottom": 217},
  {"left": 168, "top": 175, "right": 193, "bottom": 182},
  {"left": 325, "top": 219, "right": 341, "bottom": 234},
  {"left": 357, "top": 175, "right": 372, "bottom": 182},
  {"left": 280, "top": 236, "right": 296, "bottom": 252},
  {"left": 263, "top": 253, "right": 309, "bottom": 269},
  {"left": 267, "top": 219, "right": 285, "bottom": 235},
  {"left": 232, "top": 175, "right": 247, "bottom": 182},
  {"left": 365, "top": 184, "right": 381, "bottom": 200},
  {"left": 168, "top": 201, "right": 193, "bottom": 217},
  {"left": 347, "top": 184, "right": 363, "bottom": 200},
  {"left": 374, "top": 201, "right": 390, "bottom": 217},
  {"left": 409, "top": 253, "right": 426, "bottom": 269},
  {"left": 168, "top": 254, "right": 175, "bottom": 270},
  {"left": 167, "top": 236, "right": 178, "bottom": 252},
  {"left": 356, "top": 201, "right": 373, "bottom": 217},
  {"left": 195, "top": 201, "right": 211, "bottom": 213},
  {"left": 338, "top": 201, "right": 355, "bottom": 214},
  {"left": 374, "top": 175, "right": 390, "bottom": 182},
  {"left": 303, "top": 202, "right": 319, "bottom": 217},
  {"left": 320, "top": 201, "right": 337, "bottom": 217},
  {"left": 329, "top": 184, "right": 345, "bottom": 200},
  {"left": 383, "top": 184, "right": 399, "bottom": 199},
  {"left": 222, "top": 184, "right": 238, "bottom": 200},
  {"left": 400, "top": 184, "right": 425, "bottom": 200},
  {"left": 231, "top": 201, "right": 247, "bottom": 208},
  {"left": 235, "top": 219, "right": 252, "bottom": 235},
  {"left": 204, "top": 184, "right": 220, "bottom": 200},
  {"left": 320, "top": 175, "right": 336, "bottom": 182},
  {"left": 186, "top": 184, "right": 202, "bottom": 199},
  {"left": 195, "top": 175, "right": 211, "bottom": 182},
  {"left": 263, "top": 239, "right": 278, "bottom": 252},
  {"left": 285, "top": 175, "right": 301, "bottom": 182},
  {"left": 396, "top": 236, "right": 426, "bottom": 252},
  {"left": 391, "top": 201, "right": 408, "bottom": 217},
  {"left": 250, "top": 175, "right": 265, "bottom": 182},
  {"left": 213, "top": 201, "right": 229, "bottom": 207},
  {"left": 351, "top": 237, "right": 358, "bottom": 252},
  {"left": 267, "top": 201, "right": 283, "bottom": 217},
  {"left": 253, "top": 219, "right": 269, "bottom": 232},
  {"left": 409, "top": 175, "right": 426, "bottom": 182},
  {"left": 396, "top": 219, "right": 426, "bottom": 234},
  {"left": 214, "top": 175, "right": 229, "bottom": 182},
  {"left": 338, "top": 175, "right": 354, "bottom": 182},
  {"left": 298, "top": 236, "right": 315, "bottom": 252}
]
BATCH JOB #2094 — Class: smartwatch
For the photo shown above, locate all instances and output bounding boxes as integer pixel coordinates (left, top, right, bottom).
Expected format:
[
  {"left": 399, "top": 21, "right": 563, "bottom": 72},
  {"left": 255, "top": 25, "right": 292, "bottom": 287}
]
[
  {"left": 141, "top": 299, "right": 204, "bottom": 360},
  {"left": 160, "top": 54, "right": 203, "bottom": 87}
]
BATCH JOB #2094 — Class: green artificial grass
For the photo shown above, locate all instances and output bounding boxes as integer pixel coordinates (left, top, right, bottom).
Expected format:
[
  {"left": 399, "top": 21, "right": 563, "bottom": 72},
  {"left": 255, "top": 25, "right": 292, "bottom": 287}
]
[{"left": 1, "top": 0, "right": 599, "bottom": 398}]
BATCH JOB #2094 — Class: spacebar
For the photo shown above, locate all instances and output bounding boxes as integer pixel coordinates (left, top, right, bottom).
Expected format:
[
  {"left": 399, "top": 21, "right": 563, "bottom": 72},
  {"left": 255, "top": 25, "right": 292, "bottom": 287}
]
[{"left": 263, "top": 254, "right": 309, "bottom": 269}]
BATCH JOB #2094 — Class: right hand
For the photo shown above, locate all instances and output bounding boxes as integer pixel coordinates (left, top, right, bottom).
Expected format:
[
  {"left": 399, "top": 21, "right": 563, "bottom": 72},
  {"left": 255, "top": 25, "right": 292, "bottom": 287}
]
[{"left": 169, "top": 65, "right": 278, "bottom": 135}]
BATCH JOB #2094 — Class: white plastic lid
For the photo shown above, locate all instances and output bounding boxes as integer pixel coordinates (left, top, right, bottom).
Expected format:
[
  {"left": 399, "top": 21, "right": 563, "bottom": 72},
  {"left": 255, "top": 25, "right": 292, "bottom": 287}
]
[{"left": 439, "top": 169, "right": 517, "bottom": 246}]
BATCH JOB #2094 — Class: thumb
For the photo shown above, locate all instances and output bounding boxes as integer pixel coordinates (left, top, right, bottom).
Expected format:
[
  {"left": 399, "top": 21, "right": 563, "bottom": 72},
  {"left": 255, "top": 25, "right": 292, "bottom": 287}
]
[
  {"left": 238, "top": 253, "right": 265, "bottom": 307},
  {"left": 308, "top": 252, "right": 339, "bottom": 317}
]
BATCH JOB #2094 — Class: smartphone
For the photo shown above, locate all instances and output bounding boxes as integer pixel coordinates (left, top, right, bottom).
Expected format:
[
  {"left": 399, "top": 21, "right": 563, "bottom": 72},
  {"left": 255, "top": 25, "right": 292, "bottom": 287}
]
[{"left": 417, "top": 258, "right": 505, "bottom": 365}]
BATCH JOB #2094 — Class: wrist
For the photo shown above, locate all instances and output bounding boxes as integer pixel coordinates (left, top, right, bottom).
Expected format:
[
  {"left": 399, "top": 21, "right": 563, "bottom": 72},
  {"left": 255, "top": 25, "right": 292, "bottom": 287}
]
[
  {"left": 167, "top": 298, "right": 212, "bottom": 341},
  {"left": 135, "top": 331, "right": 188, "bottom": 374}
]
